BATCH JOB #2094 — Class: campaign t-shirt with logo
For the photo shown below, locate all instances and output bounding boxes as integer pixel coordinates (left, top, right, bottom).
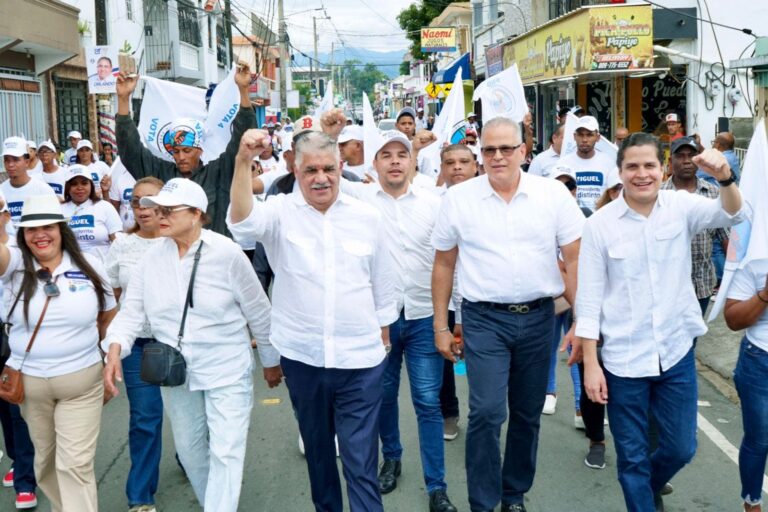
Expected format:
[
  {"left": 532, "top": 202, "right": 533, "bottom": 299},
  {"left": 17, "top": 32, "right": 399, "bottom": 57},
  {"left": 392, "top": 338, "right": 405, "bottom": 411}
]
[
  {"left": 86, "top": 161, "right": 110, "bottom": 195},
  {"left": 109, "top": 168, "right": 136, "bottom": 230},
  {"left": 0, "top": 176, "right": 58, "bottom": 239},
  {"left": 64, "top": 147, "right": 77, "bottom": 165},
  {"left": 61, "top": 199, "right": 123, "bottom": 263},
  {"left": 32, "top": 166, "right": 69, "bottom": 200},
  {"left": 558, "top": 151, "right": 617, "bottom": 212}
]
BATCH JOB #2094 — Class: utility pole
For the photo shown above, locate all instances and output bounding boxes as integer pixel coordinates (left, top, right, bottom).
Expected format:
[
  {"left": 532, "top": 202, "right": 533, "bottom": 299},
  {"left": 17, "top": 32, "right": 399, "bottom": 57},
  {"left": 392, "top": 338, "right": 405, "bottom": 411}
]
[
  {"left": 330, "top": 41, "right": 334, "bottom": 98},
  {"left": 277, "top": 0, "right": 287, "bottom": 115},
  {"left": 224, "top": 0, "right": 234, "bottom": 66},
  {"left": 313, "top": 16, "right": 319, "bottom": 98}
]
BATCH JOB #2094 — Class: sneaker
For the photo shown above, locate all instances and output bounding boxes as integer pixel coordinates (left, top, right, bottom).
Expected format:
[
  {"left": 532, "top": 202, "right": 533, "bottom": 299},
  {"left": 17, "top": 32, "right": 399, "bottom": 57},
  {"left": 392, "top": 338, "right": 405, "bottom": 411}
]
[
  {"left": 429, "top": 488, "right": 458, "bottom": 512},
  {"left": 542, "top": 394, "right": 557, "bottom": 415},
  {"left": 15, "top": 491, "right": 37, "bottom": 509},
  {"left": 128, "top": 506, "right": 157, "bottom": 512},
  {"left": 660, "top": 482, "right": 673, "bottom": 495},
  {"left": 584, "top": 443, "right": 606, "bottom": 469},
  {"left": 3, "top": 468, "right": 14, "bottom": 488},
  {"left": 574, "top": 413, "right": 585, "bottom": 430},
  {"left": 443, "top": 416, "right": 459, "bottom": 441}
]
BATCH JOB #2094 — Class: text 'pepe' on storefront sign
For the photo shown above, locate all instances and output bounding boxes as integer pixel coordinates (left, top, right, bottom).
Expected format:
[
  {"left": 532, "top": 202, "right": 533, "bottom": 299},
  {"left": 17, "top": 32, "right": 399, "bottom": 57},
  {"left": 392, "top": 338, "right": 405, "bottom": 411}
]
[
  {"left": 501, "top": 4, "right": 654, "bottom": 84},
  {"left": 421, "top": 27, "right": 457, "bottom": 53}
]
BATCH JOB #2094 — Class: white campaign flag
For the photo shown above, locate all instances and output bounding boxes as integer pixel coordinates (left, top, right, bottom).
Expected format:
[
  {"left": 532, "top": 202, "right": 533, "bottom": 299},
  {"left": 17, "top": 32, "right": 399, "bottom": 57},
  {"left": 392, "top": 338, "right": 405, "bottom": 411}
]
[
  {"left": 316, "top": 80, "right": 334, "bottom": 116},
  {"left": 362, "top": 92, "right": 382, "bottom": 170},
  {"left": 472, "top": 63, "right": 528, "bottom": 123},
  {"left": 418, "top": 68, "right": 466, "bottom": 177},
  {"left": 138, "top": 68, "right": 239, "bottom": 164},
  {"left": 708, "top": 121, "right": 768, "bottom": 321},
  {"left": 203, "top": 64, "right": 241, "bottom": 160}
]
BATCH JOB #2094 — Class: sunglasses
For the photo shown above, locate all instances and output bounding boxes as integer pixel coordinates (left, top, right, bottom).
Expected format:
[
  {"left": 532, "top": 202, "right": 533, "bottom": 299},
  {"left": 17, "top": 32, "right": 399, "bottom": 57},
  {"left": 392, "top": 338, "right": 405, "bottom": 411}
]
[
  {"left": 480, "top": 144, "right": 523, "bottom": 158},
  {"left": 36, "top": 268, "right": 60, "bottom": 298},
  {"left": 158, "top": 206, "right": 192, "bottom": 217}
]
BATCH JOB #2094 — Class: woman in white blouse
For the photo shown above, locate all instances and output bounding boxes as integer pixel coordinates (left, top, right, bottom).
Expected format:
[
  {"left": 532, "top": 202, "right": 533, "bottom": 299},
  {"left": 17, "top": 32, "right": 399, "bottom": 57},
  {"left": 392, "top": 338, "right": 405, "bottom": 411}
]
[
  {"left": 104, "top": 176, "right": 164, "bottom": 512},
  {"left": 61, "top": 165, "right": 122, "bottom": 263},
  {"left": 0, "top": 194, "right": 117, "bottom": 512},
  {"left": 724, "top": 258, "right": 768, "bottom": 512},
  {"left": 102, "top": 178, "right": 282, "bottom": 512}
]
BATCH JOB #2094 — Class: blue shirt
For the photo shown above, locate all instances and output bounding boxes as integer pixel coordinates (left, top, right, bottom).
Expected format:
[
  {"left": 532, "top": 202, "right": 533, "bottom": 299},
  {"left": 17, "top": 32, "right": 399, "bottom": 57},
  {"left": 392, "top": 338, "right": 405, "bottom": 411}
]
[{"left": 696, "top": 149, "right": 740, "bottom": 186}]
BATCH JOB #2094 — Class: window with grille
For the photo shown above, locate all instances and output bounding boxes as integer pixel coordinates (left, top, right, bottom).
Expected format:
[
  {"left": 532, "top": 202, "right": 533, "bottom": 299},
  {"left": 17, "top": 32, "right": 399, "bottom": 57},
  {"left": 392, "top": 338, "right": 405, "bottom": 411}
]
[
  {"left": 53, "top": 77, "right": 89, "bottom": 148},
  {"left": 178, "top": 0, "right": 202, "bottom": 47},
  {"left": 126, "top": 0, "right": 133, "bottom": 21}
]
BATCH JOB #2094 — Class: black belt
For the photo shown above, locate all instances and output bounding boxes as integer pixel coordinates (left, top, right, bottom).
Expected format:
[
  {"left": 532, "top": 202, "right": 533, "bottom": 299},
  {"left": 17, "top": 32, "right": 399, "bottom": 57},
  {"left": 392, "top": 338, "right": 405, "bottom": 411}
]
[{"left": 471, "top": 297, "right": 553, "bottom": 314}]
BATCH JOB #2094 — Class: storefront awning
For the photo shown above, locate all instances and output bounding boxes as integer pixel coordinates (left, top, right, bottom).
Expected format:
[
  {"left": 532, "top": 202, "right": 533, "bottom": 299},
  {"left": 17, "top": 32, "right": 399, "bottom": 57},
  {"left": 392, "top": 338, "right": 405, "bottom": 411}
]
[
  {"left": 433, "top": 53, "right": 471, "bottom": 84},
  {"left": 535, "top": 68, "right": 670, "bottom": 85}
]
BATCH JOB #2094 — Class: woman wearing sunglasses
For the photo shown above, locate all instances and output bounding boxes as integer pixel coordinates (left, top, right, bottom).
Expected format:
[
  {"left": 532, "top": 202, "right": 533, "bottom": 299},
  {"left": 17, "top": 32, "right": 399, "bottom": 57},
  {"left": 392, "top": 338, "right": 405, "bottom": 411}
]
[
  {"left": 102, "top": 178, "right": 281, "bottom": 512},
  {"left": 61, "top": 165, "right": 123, "bottom": 263},
  {"left": 0, "top": 194, "right": 117, "bottom": 512},
  {"left": 104, "top": 177, "right": 164, "bottom": 512}
]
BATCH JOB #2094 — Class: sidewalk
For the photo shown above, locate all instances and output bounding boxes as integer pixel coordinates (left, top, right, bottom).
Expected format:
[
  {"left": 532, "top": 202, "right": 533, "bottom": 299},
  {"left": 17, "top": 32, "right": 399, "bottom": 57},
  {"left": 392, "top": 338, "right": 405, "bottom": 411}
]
[{"left": 696, "top": 309, "right": 742, "bottom": 384}]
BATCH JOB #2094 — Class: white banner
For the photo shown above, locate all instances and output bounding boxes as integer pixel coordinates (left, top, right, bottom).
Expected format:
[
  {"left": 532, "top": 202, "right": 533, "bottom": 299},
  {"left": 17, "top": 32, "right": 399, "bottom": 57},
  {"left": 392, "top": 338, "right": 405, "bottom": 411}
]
[
  {"left": 86, "top": 45, "right": 119, "bottom": 94},
  {"left": 418, "top": 68, "right": 466, "bottom": 177},
  {"left": 708, "top": 121, "right": 768, "bottom": 321},
  {"left": 203, "top": 65, "right": 241, "bottom": 160},
  {"left": 472, "top": 63, "right": 528, "bottom": 123},
  {"left": 363, "top": 92, "right": 382, "bottom": 170},
  {"left": 286, "top": 90, "right": 300, "bottom": 109},
  {"left": 316, "top": 80, "right": 334, "bottom": 116}
]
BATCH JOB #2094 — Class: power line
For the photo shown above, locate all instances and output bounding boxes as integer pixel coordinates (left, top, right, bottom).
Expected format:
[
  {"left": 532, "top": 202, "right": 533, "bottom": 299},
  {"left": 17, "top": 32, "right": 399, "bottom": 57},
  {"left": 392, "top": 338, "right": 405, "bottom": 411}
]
[{"left": 642, "top": 0, "right": 758, "bottom": 37}]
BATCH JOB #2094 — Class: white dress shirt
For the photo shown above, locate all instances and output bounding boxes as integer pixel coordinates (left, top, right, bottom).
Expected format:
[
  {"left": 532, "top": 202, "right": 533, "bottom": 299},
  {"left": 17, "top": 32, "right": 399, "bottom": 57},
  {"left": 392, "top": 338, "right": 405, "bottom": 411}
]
[
  {"left": 727, "top": 258, "right": 768, "bottom": 353},
  {"left": 343, "top": 182, "right": 442, "bottom": 320},
  {"left": 432, "top": 172, "right": 585, "bottom": 303},
  {"left": 528, "top": 147, "right": 560, "bottom": 177},
  {"left": 575, "top": 191, "right": 744, "bottom": 378},
  {"left": 227, "top": 192, "right": 399, "bottom": 369},
  {"left": 102, "top": 230, "right": 278, "bottom": 391}
]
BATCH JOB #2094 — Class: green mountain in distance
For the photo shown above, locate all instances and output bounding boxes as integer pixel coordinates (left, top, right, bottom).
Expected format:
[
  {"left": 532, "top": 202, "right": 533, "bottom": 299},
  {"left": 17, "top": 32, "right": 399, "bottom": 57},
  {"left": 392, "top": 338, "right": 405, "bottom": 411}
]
[{"left": 292, "top": 47, "right": 406, "bottom": 79}]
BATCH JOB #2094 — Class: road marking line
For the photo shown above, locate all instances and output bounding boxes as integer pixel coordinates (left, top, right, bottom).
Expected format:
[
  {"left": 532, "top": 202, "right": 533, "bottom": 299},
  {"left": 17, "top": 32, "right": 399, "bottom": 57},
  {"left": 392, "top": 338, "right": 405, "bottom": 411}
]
[
  {"left": 697, "top": 412, "right": 768, "bottom": 494},
  {"left": 697, "top": 400, "right": 711, "bottom": 407}
]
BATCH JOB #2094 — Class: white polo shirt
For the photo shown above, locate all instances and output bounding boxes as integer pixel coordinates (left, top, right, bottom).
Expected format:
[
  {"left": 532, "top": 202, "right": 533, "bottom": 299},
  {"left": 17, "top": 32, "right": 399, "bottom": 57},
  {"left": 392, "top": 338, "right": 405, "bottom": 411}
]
[
  {"left": 2, "top": 249, "right": 116, "bottom": 378},
  {"left": 432, "top": 172, "right": 585, "bottom": 303},
  {"left": 727, "top": 258, "right": 768, "bottom": 353},
  {"left": 1, "top": 176, "right": 58, "bottom": 239},
  {"left": 61, "top": 199, "right": 123, "bottom": 263},
  {"left": 575, "top": 191, "right": 744, "bottom": 377},
  {"left": 528, "top": 147, "right": 560, "bottom": 177}
]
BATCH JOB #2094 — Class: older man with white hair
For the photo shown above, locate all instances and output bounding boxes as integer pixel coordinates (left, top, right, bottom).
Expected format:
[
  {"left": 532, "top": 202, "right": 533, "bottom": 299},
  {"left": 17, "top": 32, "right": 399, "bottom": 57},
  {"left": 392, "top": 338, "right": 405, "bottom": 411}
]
[{"left": 228, "top": 128, "right": 398, "bottom": 512}]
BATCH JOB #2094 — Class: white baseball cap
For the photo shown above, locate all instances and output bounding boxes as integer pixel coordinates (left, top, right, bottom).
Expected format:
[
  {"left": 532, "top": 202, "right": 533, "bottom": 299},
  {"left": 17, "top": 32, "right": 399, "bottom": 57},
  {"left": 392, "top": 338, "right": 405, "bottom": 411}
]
[
  {"left": 338, "top": 125, "right": 363, "bottom": 144},
  {"left": 467, "top": 112, "right": 476, "bottom": 118},
  {"left": 76, "top": 139, "right": 94, "bottom": 151},
  {"left": 551, "top": 164, "right": 576, "bottom": 182},
  {"left": 417, "top": 107, "right": 424, "bottom": 113},
  {"left": 27, "top": 140, "right": 37, "bottom": 150},
  {"left": 574, "top": 116, "right": 599, "bottom": 133},
  {"left": 140, "top": 178, "right": 208, "bottom": 211},
  {"left": 38, "top": 140, "right": 56, "bottom": 153},
  {"left": 67, "top": 130, "right": 82, "bottom": 140},
  {"left": 3, "top": 136, "right": 28, "bottom": 157},
  {"left": 373, "top": 130, "right": 412, "bottom": 158},
  {"left": 65, "top": 164, "right": 94, "bottom": 182},
  {"left": 665, "top": 113, "right": 680, "bottom": 123},
  {"left": 18, "top": 195, "right": 68, "bottom": 227}
]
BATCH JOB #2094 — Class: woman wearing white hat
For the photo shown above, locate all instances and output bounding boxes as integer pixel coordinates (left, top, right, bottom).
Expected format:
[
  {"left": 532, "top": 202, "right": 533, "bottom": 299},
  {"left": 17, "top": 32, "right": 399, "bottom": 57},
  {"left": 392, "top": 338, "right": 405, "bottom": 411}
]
[
  {"left": 74, "top": 140, "right": 110, "bottom": 197},
  {"left": 35, "top": 140, "right": 68, "bottom": 201},
  {"left": 102, "top": 178, "right": 282, "bottom": 512},
  {"left": 61, "top": 165, "right": 122, "bottom": 263},
  {"left": 0, "top": 194, "right": 117, "bottom": 512}
]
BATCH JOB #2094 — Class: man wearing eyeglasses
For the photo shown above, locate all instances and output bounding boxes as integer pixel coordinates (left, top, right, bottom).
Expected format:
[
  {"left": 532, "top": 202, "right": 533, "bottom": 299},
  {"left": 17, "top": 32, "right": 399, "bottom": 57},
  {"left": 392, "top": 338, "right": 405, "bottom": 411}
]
[{"left": 431, "top": 117, "right": 585, "bottom": 512}]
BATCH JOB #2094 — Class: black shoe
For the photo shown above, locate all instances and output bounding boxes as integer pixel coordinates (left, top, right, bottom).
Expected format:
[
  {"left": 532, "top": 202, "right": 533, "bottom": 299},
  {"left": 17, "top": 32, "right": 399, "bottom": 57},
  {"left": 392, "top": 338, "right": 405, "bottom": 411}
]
[
  {"left": 501, "top": 504, "right": 527, "bottom": 512},
  {"left": 378, "top": 459, "right": 401, "bottom": 494},
  {"left": 654, "top": 493, "right": 664, "bottom": 512},
  {"left": 429, "top": 489, "right": 457, "bottom": 512}
]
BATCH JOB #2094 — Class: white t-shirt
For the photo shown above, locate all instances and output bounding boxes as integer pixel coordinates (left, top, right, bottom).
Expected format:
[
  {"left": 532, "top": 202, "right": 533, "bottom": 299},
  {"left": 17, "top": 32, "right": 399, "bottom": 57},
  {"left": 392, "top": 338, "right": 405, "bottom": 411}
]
[
  {"left": 727, "top": 259, "right": 768, "bottom": 352},
  {"left": 1, "top": 176, "right": 58, "bottom": 239},
  {"left": 29, "top": 160, "right": 43, "bottom": 176},
  {"left": 528, "top": 147, "right": 560, "bottom": 177},
  {"left": 558, "top": 151, "right": 617, "bottom": 212},
  {"left": 61, "top": 199, "right": 123, "bottom": 263},
  {"left": 109, "top": 167, "right": 137, "bottom": 230},
  {"left": 343, "top": 163, "right": 369, "bottom": 180},
  {"left": 64, "top": 148, "right": 77, "bottom": 165},
  {"left": 2, "top": 249, "right": 116, "bottom": 378},
  {"left": 105, "top": 232, "right": 164, "bottom": 339},
  {"left": 36, "top": 166, "right": 69, "bottom": 200},
  {"left": 86, "top": 161, "right": 110, "bottom": 193}
]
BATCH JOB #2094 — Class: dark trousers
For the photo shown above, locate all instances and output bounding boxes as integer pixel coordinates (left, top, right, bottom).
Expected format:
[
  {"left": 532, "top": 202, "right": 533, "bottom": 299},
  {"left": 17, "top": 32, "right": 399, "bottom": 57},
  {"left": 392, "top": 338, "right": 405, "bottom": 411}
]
[
  {"left": 0, "top": 398, "right": 36, "bottom": 493},
  {"left": 577, "top": 356, "right": 607, "bottom": 443},
  {"left": 440, "top": 310, "right": 459, "bottom": 418},
  {"left": 282, "top": 356, "right": 386, "bottom": 512},
  {"left": 251, "top": 243, "right": 273, "bottom": 293},
  {"left": 462, "top": 299, "right": 554, "bottom": 511}
]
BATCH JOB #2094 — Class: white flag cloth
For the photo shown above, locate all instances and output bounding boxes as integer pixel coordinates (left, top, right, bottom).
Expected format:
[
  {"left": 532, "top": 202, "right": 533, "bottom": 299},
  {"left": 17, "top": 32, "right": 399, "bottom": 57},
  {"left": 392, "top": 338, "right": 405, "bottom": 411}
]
[
  {"left": 316, "top": 80, "right": 334, "bottom": 116},
  {"left": 708, "top": 121, "right": 768, "bottom": 321},
  {"left": 472, "top": 63, "right": 528, "bottom": 123},
  {"left": 363, "top": 92, "right": 382, "bottom": 170},
  {"left": 418, "top": 68, "right": 466, "bottom": 177},
  {"left": 559, "top": 111, "right": 618, "bottom": 161},
  {"left": 138, "top": 67, "right": 239, "bottom": 164}
]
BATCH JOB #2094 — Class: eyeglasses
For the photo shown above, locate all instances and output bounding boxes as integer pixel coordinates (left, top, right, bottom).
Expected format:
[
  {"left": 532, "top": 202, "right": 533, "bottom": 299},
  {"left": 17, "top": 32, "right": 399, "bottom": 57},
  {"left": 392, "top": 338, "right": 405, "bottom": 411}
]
[
  {"left": 464, "top": 139, "right": 477, "bottom": 145},
  {"left": 158, "top": 206, "right": 192, "bottom": 217},
  {"left": 129, "top": 197, "right": 150, "bottom": 209},
  {"left": 36, "top": 268, "right": 60, "bottom": 298},
  {"left": 480, "top": 144, "right": 522, "bottom": 158}
]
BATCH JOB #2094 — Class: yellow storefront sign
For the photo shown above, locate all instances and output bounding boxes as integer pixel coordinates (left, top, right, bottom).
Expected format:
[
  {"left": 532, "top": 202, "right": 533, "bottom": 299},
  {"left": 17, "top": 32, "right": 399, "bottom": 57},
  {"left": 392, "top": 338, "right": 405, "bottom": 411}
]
[{"left": 502, "top": 4, "right": 653, "bottom": 84}]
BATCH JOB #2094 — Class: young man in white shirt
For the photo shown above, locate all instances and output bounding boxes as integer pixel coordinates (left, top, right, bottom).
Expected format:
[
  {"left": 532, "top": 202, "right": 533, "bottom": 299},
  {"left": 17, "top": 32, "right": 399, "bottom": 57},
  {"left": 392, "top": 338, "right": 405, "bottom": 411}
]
[
  {"left": 1, "top": 137, "right": 57, "bottom": 240},
  {"left": 431, "top": 118, "right": 584, "bottom": 512},
  {"left": 338, "top": 125, "right": 367, "bottom": 179},
  {"left": 528, "top": 124, "right": 564, "bottom": 177},
  {"left": 63, "top": 130, "right": 81, "bottom": 165},
  {"left": 228, "top": 128, "right": 398, "bottom": 512},
  {"left": 575, "top": 132, "right": 743, "bottom": 512},
  {"left": 36, "top": 140, "right": 68, "bottom": 201},
  {"left": 558, "top": 116, "right": 617, "bottom": 212},
  {"left": 415, "top": 107, "right": 427, "bottom": 132}
]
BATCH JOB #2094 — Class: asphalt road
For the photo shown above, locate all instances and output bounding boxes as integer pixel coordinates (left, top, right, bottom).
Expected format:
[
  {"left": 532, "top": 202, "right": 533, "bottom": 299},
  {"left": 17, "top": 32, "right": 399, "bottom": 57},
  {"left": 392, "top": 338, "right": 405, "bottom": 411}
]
[{"left": 0, "top": 351, "right": 753, "bottom": 511}]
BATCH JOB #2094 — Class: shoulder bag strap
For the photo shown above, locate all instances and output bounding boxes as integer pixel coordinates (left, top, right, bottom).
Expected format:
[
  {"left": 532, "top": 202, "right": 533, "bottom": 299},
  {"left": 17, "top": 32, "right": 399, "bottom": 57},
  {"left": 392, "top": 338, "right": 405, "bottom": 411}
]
[
  {"left": 19, "top": 276, "right": 59, "bottom": 372},
  {"left": 4, "top": 286, "right": 23, "bottom": 324},
  {"left": 176, "top": 241, "right": 204, "bottom": 348}
]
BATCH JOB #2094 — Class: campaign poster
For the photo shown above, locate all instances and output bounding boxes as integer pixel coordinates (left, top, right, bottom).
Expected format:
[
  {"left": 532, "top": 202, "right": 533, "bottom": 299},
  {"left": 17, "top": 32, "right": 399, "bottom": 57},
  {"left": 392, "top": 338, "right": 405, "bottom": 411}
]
[{"left": 86, "top": 46, "right": 119, "bottom": 94}]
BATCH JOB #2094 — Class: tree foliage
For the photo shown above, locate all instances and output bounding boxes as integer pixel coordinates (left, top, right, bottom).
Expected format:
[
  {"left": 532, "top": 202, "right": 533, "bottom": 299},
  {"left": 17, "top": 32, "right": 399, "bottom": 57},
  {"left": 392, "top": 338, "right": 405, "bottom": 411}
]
[
  {"left": 340, "top": 60, "right": 388, "bottom": 103},
  {"left": 397, "top": 1, "right": 466, "bottom": 63}
]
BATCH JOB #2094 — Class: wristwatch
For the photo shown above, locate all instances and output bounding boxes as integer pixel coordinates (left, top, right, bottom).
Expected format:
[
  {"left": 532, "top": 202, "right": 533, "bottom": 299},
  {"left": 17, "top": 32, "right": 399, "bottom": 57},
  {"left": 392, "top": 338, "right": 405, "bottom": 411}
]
[{"left": 718, "top": 171, "right": 737, "bottom": 187}]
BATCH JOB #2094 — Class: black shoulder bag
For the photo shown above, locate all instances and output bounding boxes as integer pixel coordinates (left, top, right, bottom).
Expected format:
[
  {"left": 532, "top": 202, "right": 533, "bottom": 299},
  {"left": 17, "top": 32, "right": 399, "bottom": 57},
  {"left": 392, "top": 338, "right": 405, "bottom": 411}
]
[{"left": 140, "top": 242, "right": 203, "bottom": 386}]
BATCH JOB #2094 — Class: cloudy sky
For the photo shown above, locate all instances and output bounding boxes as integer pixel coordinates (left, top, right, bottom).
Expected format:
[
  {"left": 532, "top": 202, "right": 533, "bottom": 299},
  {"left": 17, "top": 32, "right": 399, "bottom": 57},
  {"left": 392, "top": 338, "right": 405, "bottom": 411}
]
[{"left": 238, "top": 0, "right": 413, "bottom": 54}]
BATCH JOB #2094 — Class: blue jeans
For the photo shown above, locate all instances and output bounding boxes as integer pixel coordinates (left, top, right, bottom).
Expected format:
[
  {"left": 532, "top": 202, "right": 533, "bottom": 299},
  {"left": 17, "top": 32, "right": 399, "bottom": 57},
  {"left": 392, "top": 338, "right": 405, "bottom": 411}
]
[
  {"left": 606, "top": 348, "right": 698, "bottom": 512},
  {"left": 734, "top": 337, "right": 768, "bottom": 506},
  {"left": 0, "top": 399, "right": 36, "bottom": 493},
  {"left": 380, "top": 312, "right": 446, "bottom": 493},
  {"left": 712, "top": 241, "right": 726, "bottom": 282},
  {"left": 123, "top": 338, "right": 163, "bottom": 506},
  {"left": 462, "top": 299, "right": 554, "bottom": 511},
  {"left": 546, "top": 310, "right": 581, "bottom": 410}
]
